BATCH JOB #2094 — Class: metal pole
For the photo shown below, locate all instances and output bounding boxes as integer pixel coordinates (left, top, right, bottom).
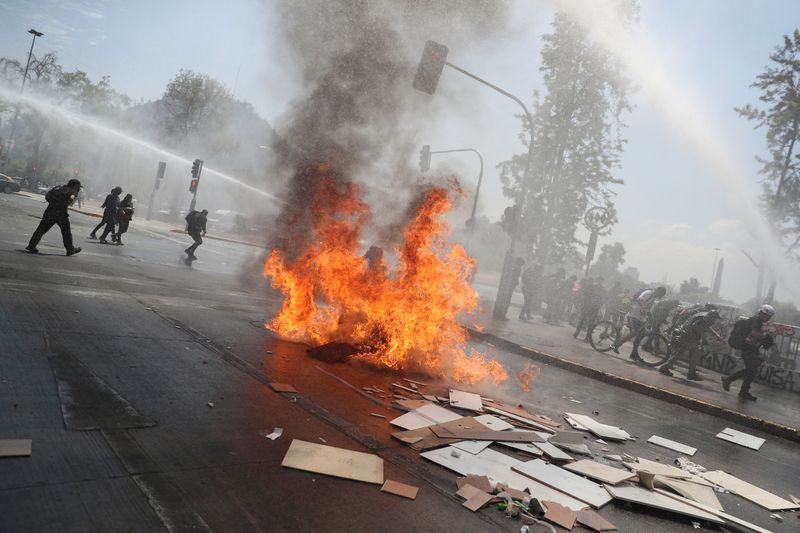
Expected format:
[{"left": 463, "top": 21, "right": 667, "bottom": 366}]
[
  {"left": 429, "top": 148, "right": 483, "bottom": 228},
  {"left": 443, "top": 61, "right": 537, "bottom": 320},
  {"left": 146, "top": 161, "right": 166, "bottom": 221},
  {"left": 710, "top": 247, "right": 720, "bottom": 289},
  {"left": 1, "top": 29, "right": 42, "bottom": 172}
]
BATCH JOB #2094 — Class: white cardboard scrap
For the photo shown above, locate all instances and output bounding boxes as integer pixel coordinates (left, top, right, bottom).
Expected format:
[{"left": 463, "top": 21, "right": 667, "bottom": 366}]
[
  {"left": 474, "top": 414, "right": 514, "bottom": 432},
  {"left": 281, "top": 439, "right": 383, "bottom": 485},
  {"left": 647, "top": 435, "right": 697, "bottom": 456},
  {"left": 449, "top": 389, "right": 483, "bottom": 412},
  {"left": 512, "top": 458, "right": 612, "bottom": 508},
  {"left": 451, "top": 440, "right": 493, "bottom": 455},
  {"left": 701, "top": 470, "right": 800, "bottom": 511},
  {"left": 389, "top": 403, "right": 462, "bottom": 430},
  {"left": 715, "top": 428, "right": 765, "bottom": 451},
  {"left": 605, "top": 484, "right": 723, "bottom": 524},
  {"left": 564, "top": 413, "right": 630, "bottom": 441},
  {"left": 655, "top": 488, "right": 774, "bottom": 533}
]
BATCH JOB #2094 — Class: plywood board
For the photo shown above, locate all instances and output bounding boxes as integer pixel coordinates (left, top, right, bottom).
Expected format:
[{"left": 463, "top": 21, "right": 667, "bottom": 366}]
[
  {"left": 449, "top": 389, "right": 483, "bottom": 412},
  {"left": 563, "top": 413, "right": 630, "bottom": 441},
  {"left": 456, "top": 483, "right": 485, "bottom": 500},
  {"left": 563, "top": 459, "right": 636, "bottom": 485},
  {"left": 576, "top": 509, "right": 617, "bottom": 531},
  {"left": 491, "top": 402, "right": 562, "bottom": 429},
  {"left": 534, "top": 441, "right": 574, "bottom": 461},
  {"left": 549, "top": 431, "right": 592, "bottom": 456},
  {"left": 0, "top": 439, "right": 32, "bottom": 457},
  {"left": 463, "top": 490, "right": 494, "bottom": 511},
  {"left": 543, "top": 500, "right": 577, "bottom": 530},
  {"left": 281, "top": 439, "right": 383, "bottom": 485},
  {"left": 623, "top": 457, "right": 692, "bottom": 479},
  {"left": 605, "top": 484, "right": 723, "bottom": 524},
  {"left": 647, "top": 435, "right": 697, "bottom": 456},
  {"left": 392, "top": 426, "right": 459, "bottom": 450},
  {"left": 485, "top": 406, "right": 556, "bottom": 433},
  {"left": 655, "top": 488, "right": 775, "bottom": 533},
  {"left": 563, "top": 413, "right": 591, "bottom": 431},
  {"left": 381, "top": 479, "right": 418, "bottom": 500},
  {"left": 269, "top": 383, "right": 297, "bottom": 393},
  {"left": 389, "top": 404, "right": 462, "bottom": 430},
  {"left": 395, "top": 399, "right": 430, "bottom": 411},
  {"left": 474, "top": 414, "right": 514, "bottom": 432},
  {"left": 457, "top": 475, "right": 493, "bottom": 494},
  {"left": 654, "top": 476, "right": 722, "bottom": 511},
  {"left": 421, "top": 446, "right": 587, "bottom": 511},
  {"left": 496, "top": 440, "right": 545, "bottom": 457},
  {"left": 701, "top": 470, "right": 800, "bottom": 511},
  {"left": 715, "top": 428, "right": 765, "bottom": 451},
  {"left": 512, "top": 459, "right": 612, "bottom": 508},
  {"left": 451, "top": 440, "right": 492, "bottom": 455},
  {"left": 431, "top": 425, "right": 544, "bottom": 442}
]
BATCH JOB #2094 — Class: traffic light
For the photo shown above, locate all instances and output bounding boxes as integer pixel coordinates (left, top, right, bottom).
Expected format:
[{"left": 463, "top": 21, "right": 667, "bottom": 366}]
[
  {"left": 191, "top": 159, "right": 201, "bottom": 178},
  {"left": 413, "top": 40, "right": 448, "bottom": 95},
  {"left": 189, "top": 177, "right": 199, "bottom": 193},
  {"left": 419, "top": 145, "right": 431, "bottom": 172}
]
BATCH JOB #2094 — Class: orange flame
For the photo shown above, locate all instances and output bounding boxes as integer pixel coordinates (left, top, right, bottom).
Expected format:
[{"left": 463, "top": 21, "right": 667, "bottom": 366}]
[
  {"left": 264, "top": 169, "right": 506, "bottom": 384},
  {"left": 516, "top": 362, "right": 541, "bottom": 392}
]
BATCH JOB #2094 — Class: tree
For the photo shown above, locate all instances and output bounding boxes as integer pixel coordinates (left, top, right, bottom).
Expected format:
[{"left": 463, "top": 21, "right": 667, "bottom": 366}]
[
  {"left": 498, "top": 4, "right": 636, "bottom": 266},
  {"left": 736, "top": 30, "right": 800, "bottom": 255},
  {"left": 590, "top": 242, "right": 626, "bottom": 279},
  {"left": 161, "top": 70, "right": 231, "bottom": 139}
]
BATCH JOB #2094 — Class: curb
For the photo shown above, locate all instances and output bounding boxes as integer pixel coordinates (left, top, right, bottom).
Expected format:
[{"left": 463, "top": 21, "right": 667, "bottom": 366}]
[
  {"left": 68, "top": 207, "right": 102, "bottom": 218},
  {"left": 468, "top": 328, "right": 800, "bottom": 444}
]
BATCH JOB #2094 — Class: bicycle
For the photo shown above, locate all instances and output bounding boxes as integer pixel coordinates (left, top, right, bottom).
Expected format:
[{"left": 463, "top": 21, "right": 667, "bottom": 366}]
[{"left": 588, "top": 314, "right": 670, "bottom": 367}]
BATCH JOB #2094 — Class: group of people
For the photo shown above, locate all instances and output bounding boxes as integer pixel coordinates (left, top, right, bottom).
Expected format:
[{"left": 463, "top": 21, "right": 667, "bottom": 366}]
[{"left": 24, "top": 180, "right": 210, "bottom": 261}]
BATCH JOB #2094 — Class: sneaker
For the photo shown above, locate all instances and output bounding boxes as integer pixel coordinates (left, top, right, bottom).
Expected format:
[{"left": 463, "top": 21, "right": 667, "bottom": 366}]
[
  {"left": 24, "top": 246, "right": 39, "bottom": 253},
  {"left": 66, "top": 247, "right": 82, "bottom": 256},
  {"left": 658, "top": 366, "right": 673, "bottom": 376},
  {"left": 686, "top": 373, "right": 703, "bottom": 382},
  {"left": 99, "top": 239, "right": 108, "bottom": 244},
  {"left": 629, "top": 351, "right": 642, "bottom": 362},
  {"left": 721, "top": 377, "right": 730, "bottom": 392},
  {"left": 738, "top": 392, "right": 757, "bottom": 401},
  {"left": 88, "top": 234, "right": 97, "bottom": 240}
]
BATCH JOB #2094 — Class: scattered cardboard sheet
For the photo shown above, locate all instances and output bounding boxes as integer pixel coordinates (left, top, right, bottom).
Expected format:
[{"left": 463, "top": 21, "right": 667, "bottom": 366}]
[
  {"left": 563, "top": 459, "right": 636, "bottom": 485},
  {"left": 431, "top": 425, "right": 544, "bottom": 442},
  {"left": 495, "top": 431, "right": 546, "bottom": 457},
  {"left": 449, "top": 389, "right": 483, "bottom": 412},
  {"left": 623, "top": 457, "right": 692, "bottom": 480},
  {"left": 485, "top": 406, "right": 556, "bottom": 433},
  {"left": 281, "top": 439, "right": 383, "bottom": 485},
  {"left": 395, "top": 399, "right": 430, "bottom": 411},
  {"left": 605, "top": 484, "right": 723, "bottom": 524},
  {"left": 451, "top": 440, "right": 493, "bottom": 455},
  {"left": 391, "top": 382, "right": 421, "bottom": 395},
  {"left": 576, "top": 509, "right": 617, "bottom": 531},
  {"left": 655, "top": 488, "right": 774, "bottom": 533},
  {"left": 491, "top": 402, "right": 562, "bottom": 429},
  {"left": 715, "top": 428, "right": 765, "bottom": 451},
  {"left": 0, "top": 439, "right": 32, "bottom": 457},
  {"left": 264, "top": 428, "right": 283, "bottom": 441},
  {"left": 701, "top": 470, "right": 800, "bottom": 511},
  {"left": 421, "top": 446, "right": 587, "bottom": 511},
  {"left": 457, "top": 475, "right": 493, "bottom": 494},
  {"left": 422, "top": 394, "right": 438, "bottom": 402},
  {"left": 269, "top": 383, "right": 297, "bottom": 393},
  {"left": 543, "top": 500, "right": 577, "bottom": 530},
  {"left": 512, "top": 458, "right": 612, "bottom": 508},
  {"left": 654, "top": 476, "right": 722, "bottom": 511},
  {"left": 533, "top": 440, "right": 574, "bottom": 461},
  {"left": 392, "top": 416, "right": 479, "bottom": 451},
  {"left": 474, "top": 414, "right": 514, "bottom": 432},
  {"left": 563, "top": 413, "right": 630, "bottom": 441},
  {"left": 647, "top": 435, "right": 697, "bottom": 456},
  {"left": 389, "top": 404, "right": 462, "bottom": 430},
  {"left": 549, "top": 431, "right": 592, "bottom": 456},
  {"left": 456, "top": 483, "right": 485, "bottom": 500},
  {"left": 563, "top": 413, "right": 591, "bottom": 431},
  {"left": 381, "top": 479, "right": 418, "bottom": 500},
  {"left": 463, "top": 490, "right": 494, "bottom": 511}
]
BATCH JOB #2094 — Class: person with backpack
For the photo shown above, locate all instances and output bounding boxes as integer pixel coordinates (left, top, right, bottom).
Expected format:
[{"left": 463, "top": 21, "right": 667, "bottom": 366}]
[
  {"left": 184, "top": 209, "right": 208, "bottom": 260},
  {"left": 612, "top": 286, "right": 667, "bottom": 361},
  {"left": 89, "top": 186, "right": 122, "bottom": 242},
  {"left": 25, "top": 179, "right": 82, "bottom": 256},
  {"left": 112, "top": 194, "right": 134, "bottom": 245},
  {"left": 658, "top": 309, "right": 722, "bottom": 380},
  {"left": 722, "top": 304, "right": 776, "bottom": 401}
]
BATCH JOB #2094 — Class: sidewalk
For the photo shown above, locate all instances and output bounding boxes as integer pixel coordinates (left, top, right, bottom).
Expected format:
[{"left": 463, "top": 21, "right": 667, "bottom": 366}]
[{"left": 467, "top": 296, "right": 800, "bottom": 443}]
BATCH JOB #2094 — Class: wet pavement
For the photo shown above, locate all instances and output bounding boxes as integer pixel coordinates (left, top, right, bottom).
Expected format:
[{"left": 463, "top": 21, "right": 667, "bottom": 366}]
[{"left": 1, "top": 192, "right": 798, "bottom": 532}]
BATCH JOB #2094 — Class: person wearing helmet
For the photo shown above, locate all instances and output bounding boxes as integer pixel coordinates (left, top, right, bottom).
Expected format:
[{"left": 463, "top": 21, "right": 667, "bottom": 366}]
[
  {"left": 722, "top": 304, "right": 776, "bottom": 401},
  {"left": 659, "top": 309, "right": 722, "bottom": 380},
  {"left": 25, "top": 179, "right": 83, "bottom": 256},
  {"left": 612, "top": 286, "right": 667, "bottom": 361}
]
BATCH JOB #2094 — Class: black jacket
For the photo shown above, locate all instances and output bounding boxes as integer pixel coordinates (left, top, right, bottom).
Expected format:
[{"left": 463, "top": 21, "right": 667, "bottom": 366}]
[
  {"left": 186, "top": 211, "right": 207, "bottom": 234},
  {"left": 102, "top": 193, "right": 120, "bottom": 219},
  {"left": 43, "top": 185, "right": 77, "bottom": 219}
]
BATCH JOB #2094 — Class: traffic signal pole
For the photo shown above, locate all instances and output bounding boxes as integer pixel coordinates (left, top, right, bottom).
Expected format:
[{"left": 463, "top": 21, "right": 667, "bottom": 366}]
[{"left": 188, "top": 159, "right": 203, "bottom": 213}]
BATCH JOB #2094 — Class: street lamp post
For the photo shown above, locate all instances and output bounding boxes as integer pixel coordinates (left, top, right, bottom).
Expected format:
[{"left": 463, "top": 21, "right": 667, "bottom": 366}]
[
  {"left": 426, "top": 147, "right": 484, "bottom": 230},
  {"left": 0, "top": 29, "right": 44, "bottom": 172}
]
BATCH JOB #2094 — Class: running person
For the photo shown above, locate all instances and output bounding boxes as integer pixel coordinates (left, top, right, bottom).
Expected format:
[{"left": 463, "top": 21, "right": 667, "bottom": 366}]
[
  {"left": 184, "top": 209, "right": 208, "bottom": 260},
  {"left": 658, "top": 309, "right": 722, "bottom": 380},
  {"left": 612, "top": 286, "right": 667, "bottom": 361}
]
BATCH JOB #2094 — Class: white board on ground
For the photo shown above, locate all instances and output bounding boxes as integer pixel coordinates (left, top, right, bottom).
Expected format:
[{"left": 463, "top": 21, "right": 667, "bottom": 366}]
[
  {"left": 281, "top": 439, "right": 383, "bottom": 484},
  {"left": 474, "top": 414, "right": 514, "bottom": 432},
  {"left": 485, "top": 406, "right": 555, "bottom": 433},
  {"left": 605, "top": 484, "right": 723, "bottom": 524},
  {"left": 496, "top": 429, "right": 566, "bottom": 459},
  {"left": 701, "top": 470, "right": 800, "bottom": 511},
  {"left": 647, "top": 435, "right": 697, "bottom": 456},
  {"left": 512, "top": 458, "right": 612, "bottom": 508},
  {"left": 655, "top": 488, "right": 776, "bottom": 533},
  {"left": 389, "top": 403, "right": 462, "bottom": 430},
  {"left": 563, "top": 459, "right": 636, "bottom": 485},
  {"left": 420, "top": 446, "right": 587, "bottom": 511},
  {"left": 563, "top": 413, "right": 630, "bottom": 441},
  {"left": 654, "top": 476, "right": 722, "bottom": 511},
  {"left": 449, "top": 389, "right": 483, "bottom": 412},
  {"left": 451, "top": 440, "right": 492, "bottom": 455},
  {"left": 715, "top": 428, "right": 765, "bottom": 451}
]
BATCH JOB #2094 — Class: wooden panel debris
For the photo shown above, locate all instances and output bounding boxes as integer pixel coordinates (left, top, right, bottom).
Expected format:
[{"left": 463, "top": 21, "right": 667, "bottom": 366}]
[
  {"left": 269, "top": 383, "right": 297, "bottom": 393},
  {"left": 647, "top": 435, "right": 697, "bottom": 456},
  {"left": 389, "top": 404, "right": 461, "bottom": 430},
  {"left": 715, "top": 427, "right": 765, "bottom": 451},
  {"left": 563, "top": 459, "right": 636, "bottom": 485},
  {"left": 623, "top": 457, "right": 692, "bottom": 480},
  {"left": 280, "top": 439, "right": 383, "bottom": 485},
  {"left": 543, "top": 500, "right": 577, "bottom": 530},
  {"left": 576, "top": 509, "right": 617, "bottom": 531},
  {"left": 549, "top": 431, "right": 592, "bottom": 455},
  {"left": 451, "top": 440, "right": 492, "bottom": 455},
  {"left": 459, "top": 486, "right": 494, "bottom": 512},
  {"left": 449, "top": 389, "right": 483, "bottom": 412},
  {"left": 701, "top": 470, "right": 800, "bottom": 511},
  {"left": 457, "top": 475, "right": 493, "bottom": 494},
  {"left": 563, "top": 413, "right": 630, "bottom": 440},
  {"left": 430, "top": 425, "right": 544, "bottom": 442},
  {"left": 605, "top": 484, "right": 723, "bottom": 523},
  {"left": 491, "top": 402, "right": 562, "bottom": 429},
  {"left": 395, "top": 399, "right": 430, "bottom": 411},
  {"left": 0, "top": 439, "right": 32, "bottom": 457},
  {"left": 654, "top": 476, "right": 722, "bottom": 511},
  {"left": 485, "top": 406, "right": 557, "bottom": 433},
  {"left": 655, "top": 488, "right": 775, "bottom": 533},
  {"left": 474, "top": 414, "right": 514, "bottom": 432},
  {"left": 381, "top": 479, "right": 418, "bottom": 500},
  {"left": 512, "top": 459, "right": 612, "bottom": 508},
  {"left": 391, "top": 382, "right": 421, "bottom": 395}
]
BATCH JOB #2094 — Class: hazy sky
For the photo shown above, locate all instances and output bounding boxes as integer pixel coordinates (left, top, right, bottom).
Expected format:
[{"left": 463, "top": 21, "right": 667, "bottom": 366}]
[{"left": 2, "top": 0, "right": 799, "bottom": 305}]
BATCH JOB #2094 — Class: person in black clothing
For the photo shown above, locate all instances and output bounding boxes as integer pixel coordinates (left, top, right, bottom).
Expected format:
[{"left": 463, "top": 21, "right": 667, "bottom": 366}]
[
  {"left": 112, "top": 194, "right": 134, "bottom": 245},
  {"left": 722, "top": 305, "right": 776, "bottom": 401},
  {"left": 184, "top": 209, "right": 208, "bottom": 259},
  {"left": 25, "top": 179, "right": 82, "bottom": 256},
  {"left": 90, "top": 186, "right": 122, "bottom": 241},
  {"left": 573, "top": 277, "right": 604, "bottom": 341},
  {"left": 519, "top": 264, "right": 542, "bottom": 321},
  {"left": 658, "top": 309, "right": 722, "bottom": 380}
]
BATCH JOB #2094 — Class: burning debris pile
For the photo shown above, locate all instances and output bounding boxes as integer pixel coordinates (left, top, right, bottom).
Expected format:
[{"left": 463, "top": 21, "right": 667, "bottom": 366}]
[{"left": 263, "top": 165, "right": 506, "bottom": 383}]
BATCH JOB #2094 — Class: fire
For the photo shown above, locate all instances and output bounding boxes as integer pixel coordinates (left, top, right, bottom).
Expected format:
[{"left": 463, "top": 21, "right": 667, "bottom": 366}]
[
  {"left": 264, "top": 165, "right": 506, "bottom": 384},
  {"left": 516, "top": 362, "right": 541, "bottom": 392}
]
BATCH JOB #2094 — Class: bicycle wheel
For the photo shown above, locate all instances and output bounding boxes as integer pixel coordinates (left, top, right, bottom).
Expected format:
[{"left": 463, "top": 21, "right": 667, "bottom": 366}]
[
  {"left": 589, "top": 320, "right": 618, "bottom": 353},
  {"left": 637, "top": 332, "right": 670, "bottom": 366}
]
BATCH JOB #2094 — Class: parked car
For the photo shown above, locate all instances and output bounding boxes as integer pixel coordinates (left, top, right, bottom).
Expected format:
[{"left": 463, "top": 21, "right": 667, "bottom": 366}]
[{"left": 0, "top": 174, "right": 21, "bottom": 194}]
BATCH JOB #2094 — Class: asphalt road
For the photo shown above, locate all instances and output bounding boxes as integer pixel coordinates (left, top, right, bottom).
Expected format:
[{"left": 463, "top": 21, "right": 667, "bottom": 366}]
[{"left": 1, "top": 192, "right": 797, "bottom": 533}]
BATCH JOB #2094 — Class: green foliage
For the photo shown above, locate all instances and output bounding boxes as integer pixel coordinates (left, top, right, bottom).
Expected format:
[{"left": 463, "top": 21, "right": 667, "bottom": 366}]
[
  {"left": 498, "top": 6, "right": 636, "bottom": 266},
  {"left": 161, "top": 70, "right": 231, "bottom": 139},
  {"left": 589, "top": 242, "right": 626, "bottom": 279}
]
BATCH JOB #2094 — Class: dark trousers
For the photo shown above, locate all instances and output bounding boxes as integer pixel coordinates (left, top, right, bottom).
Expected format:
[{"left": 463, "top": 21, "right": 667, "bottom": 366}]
[
  {"left": 187, "top": 232, "right": 202, "bottom": 254},
  {"left": 727, "top": 352, "right": 762, "bottom": 394},
  {"left": 519, "top": 289, "right": 536, "bottom": 319},
  {"left": 116, "top": 220, "right": 130, "bottom": 241},
  {"left": 574, "top": 308, "right": 598, "bottom": 339},
  {"left": 29, "top": 214, "right": 74, "bottom": 251},
  {"left": 662, "top": 343, "right": 699, "bottom": 374},
  {"left": 91, "top": 219, "right": 107, "bottom": 236}
]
